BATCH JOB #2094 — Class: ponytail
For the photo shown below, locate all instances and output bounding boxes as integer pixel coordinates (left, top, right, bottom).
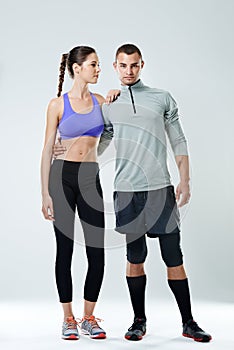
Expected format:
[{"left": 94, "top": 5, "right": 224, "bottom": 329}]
[
  {"left": 57, "top": 53, "right": 68, "bottom": 97},
  {"left": 57, "top": 46, "right": 96, "bottom": 97}
]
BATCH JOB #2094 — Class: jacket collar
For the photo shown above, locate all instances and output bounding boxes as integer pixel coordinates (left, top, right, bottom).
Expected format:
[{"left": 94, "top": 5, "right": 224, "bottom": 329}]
[{"left": 121, "top": 79, "right": 145, "bottom": 91}]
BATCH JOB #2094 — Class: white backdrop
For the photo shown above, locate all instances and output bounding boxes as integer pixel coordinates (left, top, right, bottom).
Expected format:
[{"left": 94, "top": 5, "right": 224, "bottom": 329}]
[{"left": 0, "top": 0, "right": 233, "bottom": 306}]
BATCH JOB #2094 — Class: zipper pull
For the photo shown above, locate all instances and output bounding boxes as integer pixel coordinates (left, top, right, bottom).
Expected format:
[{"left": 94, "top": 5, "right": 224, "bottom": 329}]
[{"left": 128, "top": 86, "right": 136, "bottom": 114}]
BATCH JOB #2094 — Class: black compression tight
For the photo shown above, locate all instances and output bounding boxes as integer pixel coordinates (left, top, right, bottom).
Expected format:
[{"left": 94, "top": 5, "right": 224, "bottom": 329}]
[
  {"left": 49, "top": 160, "right": 105, "bottom": 303},
  {"left": 54, "top": 227, "right": 104, "bottom": 303}
]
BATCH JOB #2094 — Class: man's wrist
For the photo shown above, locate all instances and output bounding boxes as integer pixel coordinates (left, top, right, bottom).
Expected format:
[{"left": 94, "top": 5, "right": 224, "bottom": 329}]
[{"left": 180, "top": 178, "right": 190, "bottom": 184}]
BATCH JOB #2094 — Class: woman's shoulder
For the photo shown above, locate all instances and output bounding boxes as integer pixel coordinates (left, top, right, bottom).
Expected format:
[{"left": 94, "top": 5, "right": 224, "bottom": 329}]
[
  {"left": 46, "top": 96, "right": 64, "bottom": 122},
  {"left": 93, "top": 93, "right": 105, "bottom": 105},
  {"left": 47, "top": 95, "right": 64, "bottom": 111}
]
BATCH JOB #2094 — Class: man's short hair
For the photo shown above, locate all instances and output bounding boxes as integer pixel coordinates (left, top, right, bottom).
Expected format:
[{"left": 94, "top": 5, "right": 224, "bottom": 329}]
[{"left": 115, "top": 44, "right": 142, "bottom": 61}]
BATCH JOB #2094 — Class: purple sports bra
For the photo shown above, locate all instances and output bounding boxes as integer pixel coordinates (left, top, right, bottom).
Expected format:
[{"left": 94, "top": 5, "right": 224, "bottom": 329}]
[{"left": 58, "top": 92, "right": 104, "bottom": 140}]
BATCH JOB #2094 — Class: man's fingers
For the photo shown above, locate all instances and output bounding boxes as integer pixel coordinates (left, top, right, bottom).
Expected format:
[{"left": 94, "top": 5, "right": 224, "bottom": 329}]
[
  {"left": 53, "top": 146, "right": 67, "bottom": 151},
  {"left": 52, "top": 145, "right": 67, "bottom": 157},
  {"left": 175, "top": 188, "right": 181, "bottom": 201},
  {"left": 178, "top": 193, "right": 190, "bottom": 208},
  {"left": 54, "top": 150, "right": 66, "bottom": 155}
]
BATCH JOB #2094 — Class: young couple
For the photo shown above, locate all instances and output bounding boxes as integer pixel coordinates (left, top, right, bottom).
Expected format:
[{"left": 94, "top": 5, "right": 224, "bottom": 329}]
[{"left": 41, "top": 44, "right": 212, "bottom": 342}]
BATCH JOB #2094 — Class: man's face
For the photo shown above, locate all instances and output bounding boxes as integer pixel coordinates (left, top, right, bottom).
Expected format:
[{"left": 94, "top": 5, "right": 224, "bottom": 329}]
[{"left": 113, "top": 52, "right": 144, "bottom": 85}]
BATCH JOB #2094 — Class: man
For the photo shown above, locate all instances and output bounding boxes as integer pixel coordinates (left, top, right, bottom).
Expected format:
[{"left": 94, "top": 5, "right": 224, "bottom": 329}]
[{"left": 54, "top": 44, "right": 212, "bottom": 343}]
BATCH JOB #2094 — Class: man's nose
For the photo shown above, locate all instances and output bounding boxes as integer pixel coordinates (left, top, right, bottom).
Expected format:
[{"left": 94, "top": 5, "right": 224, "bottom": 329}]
[{"left": 126, "top": 67, "right": 132, "bottom": 75}]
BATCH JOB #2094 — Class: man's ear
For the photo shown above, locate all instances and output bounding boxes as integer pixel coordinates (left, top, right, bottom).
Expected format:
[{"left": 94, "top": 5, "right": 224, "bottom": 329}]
[
  {"left": 141, "top": 60, "right": 145, "bottom": 69},
  {"left": 113, "top": 61, "right": 117, "bottom": 70}
]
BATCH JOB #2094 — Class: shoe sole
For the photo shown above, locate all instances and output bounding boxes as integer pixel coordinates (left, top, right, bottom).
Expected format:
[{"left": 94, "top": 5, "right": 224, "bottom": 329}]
[
  {"left": 183, "top": 333, "right": 212, "bottom": 342},
  {"left": 81, "top": 330, "right": 106, "bottom": 339},
  {"left": 62, "top": 334, "right": 79, "bottom": 340},
  {"left": 125, "top": 332, "right": 146, "bottom": 341}
]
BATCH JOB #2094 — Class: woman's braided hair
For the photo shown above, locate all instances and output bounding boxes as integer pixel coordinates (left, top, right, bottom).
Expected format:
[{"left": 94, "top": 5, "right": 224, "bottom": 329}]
[{"left": 57, "top": 46, "right": 96, "bottom": 97}]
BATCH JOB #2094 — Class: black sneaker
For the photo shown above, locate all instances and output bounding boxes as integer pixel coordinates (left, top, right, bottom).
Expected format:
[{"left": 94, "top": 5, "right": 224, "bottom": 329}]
[
  {"left": 183, "top": 319, "right": 212, "bottom": 342},
  {"left": 125, "top": 317, "right": 146, "bottom": 341}
]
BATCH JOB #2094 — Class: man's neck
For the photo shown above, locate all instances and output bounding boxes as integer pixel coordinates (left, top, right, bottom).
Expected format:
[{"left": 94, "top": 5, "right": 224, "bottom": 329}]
[{"left": 121, "top": 79, "right": 141, "bottom": 87}]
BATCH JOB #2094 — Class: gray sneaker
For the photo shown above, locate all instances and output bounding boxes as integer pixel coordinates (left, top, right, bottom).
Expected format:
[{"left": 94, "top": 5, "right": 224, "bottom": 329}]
[
  {"left": 62, "top": 316, "right": 79, "bottom": 340},
  {"left": 80, "top": 315, "right": 106, "bottom": 339}
]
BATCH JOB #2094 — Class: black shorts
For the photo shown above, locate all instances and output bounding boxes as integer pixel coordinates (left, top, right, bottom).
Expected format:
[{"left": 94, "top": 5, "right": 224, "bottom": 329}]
[{"left": 114, "top": 185, "right": 180, "bottom": 237}]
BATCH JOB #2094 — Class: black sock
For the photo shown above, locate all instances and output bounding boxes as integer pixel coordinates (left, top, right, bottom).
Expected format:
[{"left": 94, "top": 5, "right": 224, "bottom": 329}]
[
  {"left": 168, "top": 278, "right": 193, "bottom": 325},
  {"left": 126, "top": 275, "right": 147, "bottom": 320}
]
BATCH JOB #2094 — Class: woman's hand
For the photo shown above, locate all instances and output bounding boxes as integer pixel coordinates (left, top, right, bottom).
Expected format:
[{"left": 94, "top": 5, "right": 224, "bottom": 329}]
[
  {"left": 42, "top": 194, "right": 55, "bottom": 221},
  {"left": 105, "top": 89, "right": 121, "bottom": 104}
]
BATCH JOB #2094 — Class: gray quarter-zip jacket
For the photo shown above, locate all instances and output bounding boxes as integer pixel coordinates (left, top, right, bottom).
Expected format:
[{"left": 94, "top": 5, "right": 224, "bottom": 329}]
[{"left": 98, "top": 79, "right": 188, "bottom": 192}]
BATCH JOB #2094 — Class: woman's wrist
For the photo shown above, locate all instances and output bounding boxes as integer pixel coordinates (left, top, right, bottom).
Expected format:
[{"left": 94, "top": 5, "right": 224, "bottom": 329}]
[{"left": 42, "top": 191, "right": 50, "bottom": 197}]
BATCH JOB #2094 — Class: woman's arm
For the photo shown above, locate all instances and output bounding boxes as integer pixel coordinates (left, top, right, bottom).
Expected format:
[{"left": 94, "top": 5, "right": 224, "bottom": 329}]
[
  {"left": 94, "top": 94, "right": 114, "bottom": 156},
  {"left": 40, "top": 98, "right": 61, "bottom": 220}
]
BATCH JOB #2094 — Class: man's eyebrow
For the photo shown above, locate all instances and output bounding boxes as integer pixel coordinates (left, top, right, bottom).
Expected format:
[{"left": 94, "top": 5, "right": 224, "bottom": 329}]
[{"left": 119, "top": 62, "right": 139, "bottom": 65}]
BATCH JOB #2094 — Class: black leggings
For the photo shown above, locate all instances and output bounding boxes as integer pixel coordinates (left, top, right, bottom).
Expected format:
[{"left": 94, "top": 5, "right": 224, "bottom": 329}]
[
  {"left": 126, "top": 233, "right": 183, "bottom": 267},
  {"left": 49, "top": 160, "right": 105, "bottom": 303}
]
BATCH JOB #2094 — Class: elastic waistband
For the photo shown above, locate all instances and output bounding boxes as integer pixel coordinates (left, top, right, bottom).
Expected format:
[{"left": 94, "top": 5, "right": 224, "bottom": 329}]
[
  {"left": 53, "top": 159, "right": 98, "bottom": 165},
  {"left": 52, "top": 159, "right": 99, "bottom": 172}
]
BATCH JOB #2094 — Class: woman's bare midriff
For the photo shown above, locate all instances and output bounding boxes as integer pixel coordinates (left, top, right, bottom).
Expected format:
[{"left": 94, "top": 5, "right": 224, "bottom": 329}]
[{"left": 55, "top": 136, "right": 99, "bottom": 162}]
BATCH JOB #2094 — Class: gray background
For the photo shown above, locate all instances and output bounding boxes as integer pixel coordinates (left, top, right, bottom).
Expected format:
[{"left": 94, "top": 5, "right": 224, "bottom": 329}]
[{"left": 0, "top": 0, "right": 233, "bottom": 304}]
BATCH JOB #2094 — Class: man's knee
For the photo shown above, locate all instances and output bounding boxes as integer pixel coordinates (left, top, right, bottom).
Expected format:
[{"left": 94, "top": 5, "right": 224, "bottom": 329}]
[
  {"left": 167, "top": 264, "right": 187, "bottom": 279},
  {"left": 126, "top": 235, "right": 147, "bottom": 264},
  {"left": 127, "top": 262, "right": 145, "bottom": 276},
  {"left": 159, "top": 233, "right": 183, "bottom": 267}
]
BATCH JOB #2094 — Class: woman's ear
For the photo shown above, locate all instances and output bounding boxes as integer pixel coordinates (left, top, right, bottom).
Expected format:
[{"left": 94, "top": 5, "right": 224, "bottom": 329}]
[{"left": 72, "top": 62, "right": 80, "bottom": 75}]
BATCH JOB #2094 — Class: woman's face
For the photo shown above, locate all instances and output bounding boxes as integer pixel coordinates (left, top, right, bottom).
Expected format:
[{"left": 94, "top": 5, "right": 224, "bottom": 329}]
[{"left": 75, "top": 52, "right": 101, "bottom": 84}]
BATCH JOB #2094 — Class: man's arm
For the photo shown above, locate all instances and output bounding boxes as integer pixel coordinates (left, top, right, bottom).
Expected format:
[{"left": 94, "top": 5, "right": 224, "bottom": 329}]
[
  {"left": 164, "top": 92, "right": 190, "bottom": 207},
  {"left": 175, "top": 155, "right": 191, "bottom": 207},
  {"left": 164, "top": 92, "right": 188, "bottom": 156}
]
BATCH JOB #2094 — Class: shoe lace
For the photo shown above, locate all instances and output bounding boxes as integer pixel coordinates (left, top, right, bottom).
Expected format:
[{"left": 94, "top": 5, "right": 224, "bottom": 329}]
[
  {"left": 65, "top": 319, "right": 78, "bottom": 330},
  {"left": 189, "top": 320, "right": 203, "bottom": 332},
  {"left": 129, "top": 318, "right": 145, "bottom": 331},
  {"left": 77, "top": 315, "right": 104, "bottom": 329}
]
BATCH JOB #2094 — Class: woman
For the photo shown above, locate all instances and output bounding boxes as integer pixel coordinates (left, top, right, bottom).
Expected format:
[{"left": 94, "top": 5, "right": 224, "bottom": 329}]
[{"left": 41, "top": 46, "right": 117, "bottom": 340}]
